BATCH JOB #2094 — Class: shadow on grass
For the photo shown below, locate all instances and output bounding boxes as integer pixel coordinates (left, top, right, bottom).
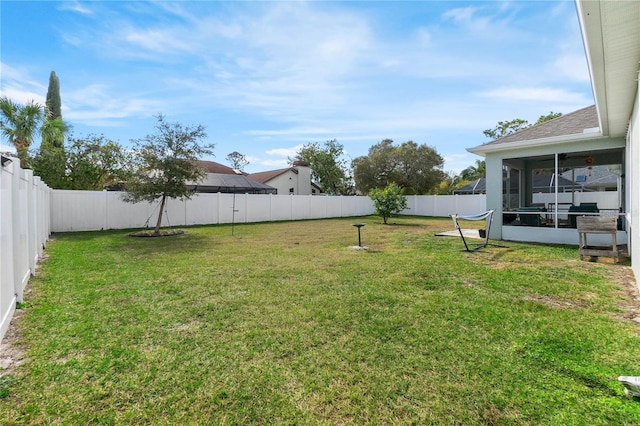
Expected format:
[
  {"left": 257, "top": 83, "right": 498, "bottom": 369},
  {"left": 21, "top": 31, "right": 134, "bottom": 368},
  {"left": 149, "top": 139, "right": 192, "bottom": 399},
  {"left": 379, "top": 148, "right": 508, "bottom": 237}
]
[{"left": 53, "top": 227, "right": 218, "bottom": 257}]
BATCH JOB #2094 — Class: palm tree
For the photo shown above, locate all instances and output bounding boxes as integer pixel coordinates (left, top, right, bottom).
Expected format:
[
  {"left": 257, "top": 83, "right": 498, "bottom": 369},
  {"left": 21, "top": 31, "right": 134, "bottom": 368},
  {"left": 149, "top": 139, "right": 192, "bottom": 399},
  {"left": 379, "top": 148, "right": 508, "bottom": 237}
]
[
  {"left": 40, "top": 114, "right": 68, "bottom": 150},
  {"left": 0, "top": 97, "right": 43, "bottom": 168}
]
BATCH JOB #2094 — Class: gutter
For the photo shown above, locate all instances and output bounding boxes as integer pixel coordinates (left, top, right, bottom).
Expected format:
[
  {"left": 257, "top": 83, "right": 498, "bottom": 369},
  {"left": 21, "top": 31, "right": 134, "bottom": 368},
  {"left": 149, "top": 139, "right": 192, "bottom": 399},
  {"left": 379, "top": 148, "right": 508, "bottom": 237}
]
[{"left": 467, "top": 130, "right": 605, "bottom": 157}]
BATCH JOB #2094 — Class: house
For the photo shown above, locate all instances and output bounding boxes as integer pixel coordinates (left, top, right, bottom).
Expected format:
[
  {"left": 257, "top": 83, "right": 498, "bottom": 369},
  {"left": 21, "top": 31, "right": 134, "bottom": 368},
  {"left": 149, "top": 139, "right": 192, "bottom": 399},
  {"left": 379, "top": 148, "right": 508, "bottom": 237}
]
[
  {"left": 467, "top": 1, "right": 640, "bottom": 279},
  {"left": 247, "top": 161, "right": 322, "bottom": 195},
  {"left": 453, "top": 178, "right": 486, "bottom": 195},
  {"left": 453, "top": 174, "right": 575, "bottom": 195},
  {"left": 189, "top": 160, "right": 276, "bottom": 194}
]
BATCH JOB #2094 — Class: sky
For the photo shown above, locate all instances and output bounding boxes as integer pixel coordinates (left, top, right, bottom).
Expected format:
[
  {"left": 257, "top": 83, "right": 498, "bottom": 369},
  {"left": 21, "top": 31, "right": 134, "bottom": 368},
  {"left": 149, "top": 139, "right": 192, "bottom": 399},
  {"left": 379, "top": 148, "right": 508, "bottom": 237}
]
[{"left": 0, "top": 0, "right": 594, "bottom": 174}]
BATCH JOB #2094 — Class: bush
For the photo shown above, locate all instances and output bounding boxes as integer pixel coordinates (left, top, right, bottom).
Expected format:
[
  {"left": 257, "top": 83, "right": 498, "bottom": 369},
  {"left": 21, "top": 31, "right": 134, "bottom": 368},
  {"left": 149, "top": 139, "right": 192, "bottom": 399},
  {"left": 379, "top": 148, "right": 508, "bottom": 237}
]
[{"left": 369, "top": 182, "right": 408, "bottom": 224}]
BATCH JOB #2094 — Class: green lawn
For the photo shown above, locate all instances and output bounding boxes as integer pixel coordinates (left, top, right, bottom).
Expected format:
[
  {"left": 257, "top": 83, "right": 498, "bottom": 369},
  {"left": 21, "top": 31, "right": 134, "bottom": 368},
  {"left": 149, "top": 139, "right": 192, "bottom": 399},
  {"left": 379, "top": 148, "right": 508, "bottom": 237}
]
[{"left": 2, "top": 216, "right": 640, "bottom": 425}]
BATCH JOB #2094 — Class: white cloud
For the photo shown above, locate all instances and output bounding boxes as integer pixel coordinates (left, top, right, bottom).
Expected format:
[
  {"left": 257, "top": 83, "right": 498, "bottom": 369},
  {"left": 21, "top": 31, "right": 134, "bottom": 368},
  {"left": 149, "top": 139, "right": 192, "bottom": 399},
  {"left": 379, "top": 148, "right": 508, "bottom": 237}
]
[
  {"left": 58, "top": 1, "right": 94, "bottom": 15},
  {"left": 442, "top": 152, "right": 479, "bottom": 174},
  {"left": 0, "top": 63, "right": 46, "bottom": 104},
  {"left": 256, "top": 158, "right": 290, "bottom": 169},
  {"left": 63, "top": 84, "right": 164, "bottom": 127},
  {"left": 265, "top": 145, "right": 304, "bottom": 158},
  {"left": 441, "top": 5, "right": 499, "bottom": 35},
  {"left": 477, "top": 86, "right": 589, "bottom": 104}
]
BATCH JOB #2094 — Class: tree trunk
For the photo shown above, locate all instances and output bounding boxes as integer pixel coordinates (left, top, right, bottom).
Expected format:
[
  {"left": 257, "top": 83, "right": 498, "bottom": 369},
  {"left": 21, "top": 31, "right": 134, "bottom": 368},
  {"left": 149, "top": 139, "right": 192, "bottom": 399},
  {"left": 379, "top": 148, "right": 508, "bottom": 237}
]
[
  {"left": 14, "top": 139, "right": 30, "bottom": 169},
  {"left": 154, "top": 194, "right": 167, "bottom": 235}
]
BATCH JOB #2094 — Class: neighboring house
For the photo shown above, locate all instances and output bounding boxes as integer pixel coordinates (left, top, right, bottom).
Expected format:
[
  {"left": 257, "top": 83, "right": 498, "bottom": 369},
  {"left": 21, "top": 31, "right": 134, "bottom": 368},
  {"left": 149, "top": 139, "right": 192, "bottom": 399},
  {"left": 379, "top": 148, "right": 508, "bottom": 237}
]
[
  {"left": 189, "top": 160, "right": 276, "bottom": 194},
  {"left": 467, "top": 0, "right": 640, "bottom": 279},
  {"left": 453, "top": 178, "right": 486, "bottom": 195},
  {"left": 559, "top": 165, "right": 621, "bottom": 192},
  {"left": 453, "top": 175, "right": 575, "bottom": 195},
  {"left": 247, "top": 161, "right": 322, "bottom": 195}
]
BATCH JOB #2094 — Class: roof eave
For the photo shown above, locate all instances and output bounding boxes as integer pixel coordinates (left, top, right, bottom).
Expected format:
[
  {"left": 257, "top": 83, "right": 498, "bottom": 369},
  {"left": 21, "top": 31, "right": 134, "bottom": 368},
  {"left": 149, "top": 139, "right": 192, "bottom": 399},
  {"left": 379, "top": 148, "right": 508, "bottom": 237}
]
[{"left": 467, "top": 130, "right": 604, "bottom": 157}]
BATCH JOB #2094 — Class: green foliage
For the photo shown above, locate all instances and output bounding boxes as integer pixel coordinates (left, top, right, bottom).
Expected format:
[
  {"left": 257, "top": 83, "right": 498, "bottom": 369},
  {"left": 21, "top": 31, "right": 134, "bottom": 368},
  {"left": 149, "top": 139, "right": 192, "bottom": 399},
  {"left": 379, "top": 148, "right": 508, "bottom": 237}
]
[
  {"left": 369, "top": 182, "right": 408, "bottom": 224},
  {"left": 226, "top": 151, "right": 249, "bottom": 171},
  {"left": 31, "top": 134, "right": 131, "bottom": 190},
  {"left": 535, "top": 111, "right": 562, "bottom": 125},
  {"left": 0, "top": 376, "right": 18, "bottom": 399},
  {"left": 295, "top": 139, "right": 353, "bottom": 195},
  {"left": 459, "top": 159, "right": 485, "bottom": 181},
  {"left": 122, "top": 114, "right": 213, "bottom": 234},
  {"left": 39, "top": 116, "right": 68, "bottom": 152},
  {"left": 352, "top": 139, "right": 445, "bottom": 195},
  {"left": 42, "top": 71, "right": 66, "bottom": 150},
  {"left": 483, "top": 112, "right": 562, "bottom": 140},
  {"left": 0, "top": 97, "right": 43, "bottom": 168},
  {"left": 482, "top": 118, "right": 530, "bottom": 140},
  {"left": 45, "top": 71, "right": 62, "bottom": 120}
]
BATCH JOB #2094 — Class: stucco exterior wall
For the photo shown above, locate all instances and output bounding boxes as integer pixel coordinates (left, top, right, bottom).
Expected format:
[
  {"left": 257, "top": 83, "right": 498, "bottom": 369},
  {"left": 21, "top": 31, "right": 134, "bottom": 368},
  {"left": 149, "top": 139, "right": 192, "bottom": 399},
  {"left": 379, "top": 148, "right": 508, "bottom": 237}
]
[
  {"left": 266, "top": 170, "right": 299, "bottom": 195},
  {"left": 264, "top": 165, "right": 313, "bottom": 195}
]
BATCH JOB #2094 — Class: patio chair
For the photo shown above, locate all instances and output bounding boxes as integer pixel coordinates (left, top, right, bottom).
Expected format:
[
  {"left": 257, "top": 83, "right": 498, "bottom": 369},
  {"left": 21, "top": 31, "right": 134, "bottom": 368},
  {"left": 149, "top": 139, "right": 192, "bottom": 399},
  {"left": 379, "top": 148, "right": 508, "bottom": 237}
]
[{"left": 450, "top": 209, "right": 502, "bottom": 252}]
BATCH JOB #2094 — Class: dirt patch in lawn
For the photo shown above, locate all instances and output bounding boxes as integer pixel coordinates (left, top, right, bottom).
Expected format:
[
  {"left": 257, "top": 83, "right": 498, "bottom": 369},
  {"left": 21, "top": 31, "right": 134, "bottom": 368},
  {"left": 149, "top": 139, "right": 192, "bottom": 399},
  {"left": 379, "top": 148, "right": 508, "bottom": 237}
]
[{"left": 0, "top": 308, "right": 28, "bottom": 377}]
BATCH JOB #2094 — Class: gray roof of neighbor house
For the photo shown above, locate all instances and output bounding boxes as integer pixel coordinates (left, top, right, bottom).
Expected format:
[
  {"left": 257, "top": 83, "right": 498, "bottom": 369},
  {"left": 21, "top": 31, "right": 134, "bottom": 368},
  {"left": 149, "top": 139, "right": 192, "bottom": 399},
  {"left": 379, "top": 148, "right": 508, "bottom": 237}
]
[
  {"left": 454, "top": 174, "right": 576, "bottom": 195},
  {"left": 187, "top": 173, "right": 276, "bottom": 194},
  {"left": 453, "top": 178, "right": 486, "bottom": 194},
  {"left": 561, "top": 166, "right": 621, "bottom": 189},
  {"left": 480, "top": 105, "right": 599, "bottom": 147}
]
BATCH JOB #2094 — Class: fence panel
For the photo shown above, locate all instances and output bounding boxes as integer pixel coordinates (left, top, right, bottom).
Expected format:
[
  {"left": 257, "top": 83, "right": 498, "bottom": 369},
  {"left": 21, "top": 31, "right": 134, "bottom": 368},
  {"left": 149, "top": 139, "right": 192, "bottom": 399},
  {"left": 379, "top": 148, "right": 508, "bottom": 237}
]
[
  {"left": 13, "top": 168, "right": 30, "bottom": 303},
  {"left": 50, "top": 191, "right": 490, "bottom": 232},
  {"left": 0, "top": 157, "right": 51, "bottom": 343},
  {"left": 0, "top": 160, "right": 17, "bottom": 343},
  {"left": 185, "top": 194, "right": 219, "bottom": 225}
]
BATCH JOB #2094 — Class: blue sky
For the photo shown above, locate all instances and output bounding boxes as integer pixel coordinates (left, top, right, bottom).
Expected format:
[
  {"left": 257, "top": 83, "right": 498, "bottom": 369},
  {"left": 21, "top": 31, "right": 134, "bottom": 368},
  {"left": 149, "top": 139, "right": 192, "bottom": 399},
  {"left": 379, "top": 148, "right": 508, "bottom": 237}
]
[{"left": 1, "top": 0, "right": 593, "bottom": 174}]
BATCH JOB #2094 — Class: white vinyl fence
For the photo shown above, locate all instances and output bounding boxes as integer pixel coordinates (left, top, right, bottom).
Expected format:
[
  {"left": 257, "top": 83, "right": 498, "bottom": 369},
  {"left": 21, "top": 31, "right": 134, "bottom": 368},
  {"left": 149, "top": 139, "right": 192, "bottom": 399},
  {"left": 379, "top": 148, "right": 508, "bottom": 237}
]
[
  {"left": 0, "top": 156, "right": 51, "bottom": 342},
  {"left": 50, "top": 191, "right": 488, "bottom": 232},
  {"left": 403, "top": 194, "right": 486, "bottom": 218},
  {"left": 51, "top": 191, "right": 375, "bottom": 232},
  {"left": 0, "top": 182, "right": 485, "bottom": 344}
]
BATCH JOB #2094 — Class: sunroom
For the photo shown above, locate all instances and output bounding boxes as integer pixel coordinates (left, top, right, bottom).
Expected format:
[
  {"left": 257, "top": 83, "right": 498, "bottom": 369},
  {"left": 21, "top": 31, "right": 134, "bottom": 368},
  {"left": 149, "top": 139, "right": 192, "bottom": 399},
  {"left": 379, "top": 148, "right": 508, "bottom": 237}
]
[{"left": 468, "top": 105, "right": 628, "bottom": 246}]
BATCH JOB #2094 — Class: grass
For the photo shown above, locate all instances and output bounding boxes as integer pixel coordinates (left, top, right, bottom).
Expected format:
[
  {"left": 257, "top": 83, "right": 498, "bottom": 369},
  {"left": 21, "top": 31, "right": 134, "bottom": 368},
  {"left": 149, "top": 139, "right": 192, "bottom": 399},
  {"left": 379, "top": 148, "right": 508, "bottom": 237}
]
[{"left": 1, "top": 216, "right": 640, "bottom": 425}]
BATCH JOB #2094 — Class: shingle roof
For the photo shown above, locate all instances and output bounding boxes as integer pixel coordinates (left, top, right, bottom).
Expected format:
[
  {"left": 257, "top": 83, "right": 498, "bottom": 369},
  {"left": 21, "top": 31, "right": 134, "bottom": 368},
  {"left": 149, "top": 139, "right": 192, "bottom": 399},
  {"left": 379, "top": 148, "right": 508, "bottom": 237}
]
[
  {"left": 193, "top": 160, "right": 239, "bottom": 175},
  {"left": 188, "top": 173, "right": 276, "bottom": 194},
  {"left": 247, "top": 168, "right": 293, "bottom": 183},
  {"left": 481, "top": 105, "right": 599, "bottom": 146},
  {"left": 454, "top": 174, "right": 576, "bottom": 194}
]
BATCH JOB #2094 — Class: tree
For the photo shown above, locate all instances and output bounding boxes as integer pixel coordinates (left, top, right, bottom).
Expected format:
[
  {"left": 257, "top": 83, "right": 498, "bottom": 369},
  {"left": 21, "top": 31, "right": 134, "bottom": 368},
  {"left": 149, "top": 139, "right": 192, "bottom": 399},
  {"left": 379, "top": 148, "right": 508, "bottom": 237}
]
[
  {"left": 0, "top": 97, "right": 43, "bottom": 168},
  {"left": 483, "top": 112, "right": 562, "bottom": 140},
  {"left": 122, "top": 115, "right": 214, "bottom": 235},
  {"left": 369, "top": 182, "right": 408, "bottom": 224},
  {"left": 482, "top": 118, "right": 530, "bottom": 140},
  {"left": 32, "top": 134, "right": 131, "bottom": 190},
  {"left": 459, "top": 159, "right": 486, "bottom": 181},
  {"left": 434, "top": 171, "right": 461, "bottom": 195},
  {"left": 42, "top": 71, "right": 66, "bottom": 150},
  {"left": 295, "top": 139, "right": 353, "bottom": 195},
  {"left": 352, "top": 139, "right": 445, "bottom": 195},
  {"left": 45, "top": 71, "right": 62, "bottom": 120},
  {"left": 534, "top": 111, "right": 562, "bottom": 125},
  {"left": 226, "top": 151, "right": 249, "bottom": 171}
]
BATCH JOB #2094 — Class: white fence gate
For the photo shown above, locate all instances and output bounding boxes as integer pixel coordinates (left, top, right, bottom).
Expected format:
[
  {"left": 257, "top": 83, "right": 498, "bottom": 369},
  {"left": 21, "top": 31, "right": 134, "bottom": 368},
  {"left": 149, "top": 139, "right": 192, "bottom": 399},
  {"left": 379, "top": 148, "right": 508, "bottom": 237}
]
[{"left": 0, "top": 156, "right": 51, "bottom": 342}]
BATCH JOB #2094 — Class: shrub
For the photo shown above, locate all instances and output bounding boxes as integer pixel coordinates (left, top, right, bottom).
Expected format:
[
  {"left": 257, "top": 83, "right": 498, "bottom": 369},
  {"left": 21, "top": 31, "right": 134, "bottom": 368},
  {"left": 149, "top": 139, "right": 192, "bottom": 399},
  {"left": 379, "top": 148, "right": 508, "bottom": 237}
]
[{"left": 369, "top": 182, "right": 408, "bottom": 224}]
